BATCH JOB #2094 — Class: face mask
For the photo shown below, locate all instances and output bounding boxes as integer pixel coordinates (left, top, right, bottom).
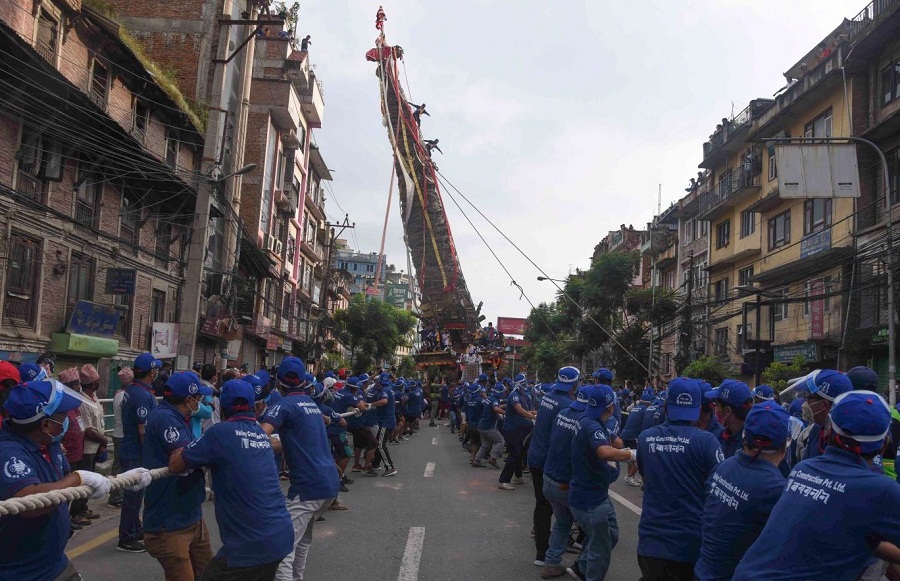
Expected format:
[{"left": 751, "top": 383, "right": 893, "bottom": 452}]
[
  {"left": 187, "top": 397, "right": 202, "bottom": 417},
  {"left": 50, "top": 417, "right": 69, "bottom": 445},
  {"left": 715, "top": 405, "right": 732, "bottom": 425}
]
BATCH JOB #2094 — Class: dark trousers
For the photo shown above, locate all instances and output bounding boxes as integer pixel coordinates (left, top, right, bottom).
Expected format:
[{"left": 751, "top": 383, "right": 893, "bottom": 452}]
[
  {"left": 637, "top": 553, "right": 696, "bottom": 581},
  {"left": 499, "top": 425, "right": 530, "bottom": 483},
  {"left": 118, "top": 457, "right": 145, "bottom": 543},
  {"left": 530, "top": 466, "right": 552, "bottom": 560},
  {"left": 53, "top": 562, "right": 82, "bottom": 581},
  {"left": 200, "top": 556, "right": 282, "bottom": 581},
  {"left": 108, "top": 437, "right": 123, "bottom": 504},
  {"left": 70, "top": 454, "right": 95, "bottom": 516},
  {"left": 374, "top": 426, "right": 394, "bottom": 470}
]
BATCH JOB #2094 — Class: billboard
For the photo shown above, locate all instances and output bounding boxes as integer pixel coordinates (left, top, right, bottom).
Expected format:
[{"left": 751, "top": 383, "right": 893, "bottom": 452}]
[
  {"left": 151, "top": 323, "right": 179, "bottom": 359},
  {"left": 386, "top": 284, "right": 409, "bottom": 308},
  {"left": 496, "top": 317, "right": 529, "bottom": 335},
  {"left": 774, "top": 143, "right": 860, "bottom": 198}
]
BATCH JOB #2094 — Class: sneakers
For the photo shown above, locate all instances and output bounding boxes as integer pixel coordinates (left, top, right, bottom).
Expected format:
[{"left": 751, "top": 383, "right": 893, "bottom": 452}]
[
  {"left": 471, "top": 460, "right": 484, "bottom": 468},
  {"left": 498, "top": 482, "right": 515, "bottom": 491},
  {"left": 363, "top": 469, "right": 379, "bottom": 477},
  {"left": 624, "top": 475, "right": 642, "bottom": 487},
  {"left": 351, "top": 464, "right": 364, "bottom": 472},
  {"left": 541, "top": 564, "right": 566, "bottom": 578},
  {"left": 512, "top": 477, "right": 527, "bottom": 485},
  {"left": 341, "top": 476, "right": 354, "bottom": 485},
  {"left": 339, "top": 483, "right": 349, "bottom": 493},
  {"left": 116, "top": 540, "right": 147, "bottom": 553},
  {"left": 383, "top": 468, "right": 399, "bottom": 477},
  {"left": 565, "top": 538, "right": 580, "bottom": 554},
  {"left": 533, "top": 558, "right": 545, "bottom": 567},
  {"left": 84, "top": 510, "right": 100, "bottom": 520},
  {"left": 488, "top": 458, "right": 500, "bottom": 469},
  {"left": 107, "top": 499, "right": 123, "bottom": 508},
  {"left": 328, "top": 501, "right": 348, "bottom": 511},
  {"left": 71, "top": 515, "right": 92, "bottom": 526},
  {"left": 565, "top": 562, "right": 585, "bottom": 580}
]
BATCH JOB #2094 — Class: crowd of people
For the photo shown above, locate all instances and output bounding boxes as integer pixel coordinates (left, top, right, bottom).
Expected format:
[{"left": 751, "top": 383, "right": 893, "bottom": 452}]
[{"left": 2, "top": 350, "right": 900, "bottom": 581}]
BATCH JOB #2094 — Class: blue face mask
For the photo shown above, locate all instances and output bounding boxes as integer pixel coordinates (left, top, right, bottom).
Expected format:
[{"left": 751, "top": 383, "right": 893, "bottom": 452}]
[{"left": 50, "top": 417, "right": 69, "bottom": 445}]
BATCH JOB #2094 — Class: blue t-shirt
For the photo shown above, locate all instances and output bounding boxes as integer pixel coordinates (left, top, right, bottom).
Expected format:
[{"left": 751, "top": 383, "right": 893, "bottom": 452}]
[
  {"left": 704, "top": 415, "right": 725, "bottom": 439},
  {"left": 527, "top": 390, "right": 573, "bottom": 470},
  {"left": 637, "top": 421, "right": 723, "bottom": 563},
  {"left": 503, "top": 391, "right": 532, "bottom": 431},
  {"left": 734, "top": 447, "right": 900, "bottom": 581},
  {"left": 440, "top": 385, "right": 450, "bottom": 403},
  {"left": 334, "top": 389, "right": 363, "bottom": 430},
  {"left": 119, "top": 381, "right": 158, "bottom": 461},
  {"left": 466, "top": 392, "right": 483, "bottom": 425},
  {"left": 407, "top": 388, "right": 424, "bottom": 416},
  {"left": 695, "top": 453, "right": 786, "bottom": 581},
  {"left": 261, "top": 393, "right": 339, "bottom": 501},
  {"left": 478, "top": 396, "right": 500, "bottom": 430},
  {"left": 543, "top": 405, "right": 583, "bottom": 484},
  {"left": 620, "top": 403, "right": 649, "bottom": 441},
  {"left": 362, "top": 387, "right": 380, "bottom": 428},
  {"left": 640, "top": 403, "right": 666, "bottom": 433},
  {"left": 0, "top": 430, "right": 70, "bottom": 581},
  {"left": 717, "top": 427, "right": 743, "bottom": 460},
  {"left": 801, "top": 423, "right": 827, "bottom": 461},
  {"left": 375, "top": 385, "right": 397, "bottom": 429},
  {"left": 568, "top": 416, "right": 617, "bottom": 511},
  {"left": 318, "top": 403, "right": 343, "bottom": 436},
  {"left": 142, "top": 401, "right": 205, "bottom": 533},
  {"left": 182, "top": 415, "right": 294, "bottom": 567}
]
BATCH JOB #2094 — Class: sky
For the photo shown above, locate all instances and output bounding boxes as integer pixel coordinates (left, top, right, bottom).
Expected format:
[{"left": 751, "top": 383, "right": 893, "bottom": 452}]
[{"left": 298, "top": 0, "right": 859, "bottom": 323}]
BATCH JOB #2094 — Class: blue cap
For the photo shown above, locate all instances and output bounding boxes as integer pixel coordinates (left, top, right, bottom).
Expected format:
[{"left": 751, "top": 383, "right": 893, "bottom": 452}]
[
  {"left": 18, "top": 363, "right": 47, "bottom": 383},
  {"left": 477, "top": 373, "right": 488, "bottom": 382},
  {"left": 468, "top": 383, "right": 483, "bottom": 394},
  {"left": 753, "top": 385, "right": 776, "bottom": 401},
  {"left": 243, "top": 374, "right": 269, "bottom": 401},
  {"left": 584, "top": 384, "right": 616, "bottom": 419},
  {"left": 311, "top": 382, "right": 326, "bottom": 399},
  {"left": 4, "top": 380, "right": 85, "bottom": 422},
  {"left": 134, "top": 352, "right": 163, "bottom": 373},
  {"left": 846, "top": 366, "right": 879, "bottom": 391},
  {"left": 666, "top": 377, "right": 702, "bottom": 422},
  {"left": 640, "top": 388, "right": 655, "bottom": 402},
  {"left": 491, "top": 384, "right": 506, "bottom": 396},
  {"left": 220, "top": 380, "right": 255, "bottom": 413},
  {"left": 829, "top": 390, "right": 891, "bottom": 453},
  {"left": 570, "top": 386, "right": 591, "bottom": 412},
  {"left": 706, "top": 379, "right": 753, "bottom": 408},
  {"left": 255, "top": 370, "right": 271, "bottom": 388},
  {"left": 514, "top": 373, "right": 527, "bottom": 384},
  {"left": 347, "top": 376, "right": 360, "bottom": 387},
  {"left": 164, "top": 372, "right": 213, "bottom": 398},
  {"left": 324, "top": 371, "right": 336, "bottom": 379},
  {"left": 808, "top": 370, "right": 853, "bottom": 402},
  {"left": 277, "top": 357, "right": 307, "bottom": 389},
  {"left": 556, "top": 366, "right": 580, "bottom": 386},
  {"left": 743, "top": 402, "right": 790, "bottom": 450},
  {"left": 378, "top": 372, "right": 392, "bottom": 383},
  {"left": 358, "top": 373, "right": 370, "bottom": 383},
  {"left": 593, "top": 368, "right": 614, "bottom": 382},
  {"left": 788, "top": 398, "right": 804, "bottom": 419}
]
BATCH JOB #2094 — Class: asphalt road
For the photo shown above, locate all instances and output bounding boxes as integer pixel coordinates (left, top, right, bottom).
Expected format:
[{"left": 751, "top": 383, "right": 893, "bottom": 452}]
[{"left": 69, "top": 421, "right": 646, "bottom": 580}]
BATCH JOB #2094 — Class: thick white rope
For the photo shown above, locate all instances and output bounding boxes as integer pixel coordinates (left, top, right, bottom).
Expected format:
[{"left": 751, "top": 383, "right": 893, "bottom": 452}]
[{"left": 0, "top": 467, "right": 171, "bottom": 517}]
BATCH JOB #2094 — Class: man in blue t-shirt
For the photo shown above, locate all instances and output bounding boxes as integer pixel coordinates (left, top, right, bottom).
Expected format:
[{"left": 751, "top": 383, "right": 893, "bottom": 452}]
[
  {"left": 704, "top": 379, "right": 753, "bottom": 459},
  {"left": 464, "top": 378, "right": 486, "bottom": 460},
  {"left": 637, "top": 378, "right": 723, "bottom": 581},
  {"left": 734, "top": 390, "right": 900, "bottom": 581},
  {"left": 261, "top": 357, "right": 339, "bottom": 581},
  {"left": 795, "top": 370, "right": 853, "bottom": 462},
  {"left": 172, "top": 379, "right": 293, "bottom": 580},
  {"left": 621, "top": 388, "right": 654, "bottom": 487},
  {"left": 499, "top": 375, "right": 537, "bottom": 491},
  {"left": 117, "top": 352, "right": 161, "bottom": 553},
  {"left": 142, "top": 371, "right": 213, "bottom": 579},
  {"left": 640, "top": 397, "right": 666, "bottom": 433},
  {"left": 567, "top": 384, "right": 635, "bottom": 581},
  {"left": 540, "top": 387, "right": 590, "bottom": 579},
  {"left": 343, "top": 378, "right": 377, "bottom": 475},
  {"left": 695, "top": 402, "right": 790, "bottom": 581},
  {"left": 367, "top": 372, "right": 398, "bottom": 476},
  {"left": 526, "top": 367, "right": 578, "bottom": 569},
  {"left": 473, "top": 382, "right": 505, "bottom": 467}
]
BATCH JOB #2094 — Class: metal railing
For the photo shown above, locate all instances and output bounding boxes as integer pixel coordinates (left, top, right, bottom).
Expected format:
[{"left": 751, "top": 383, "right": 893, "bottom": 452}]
[
  {"left": 849, "top": 0, "right": 898, "bottom": 39},
  {"left": 16, "top": 171, "right": 43, "bottom": 201},
  {"left": 703, "top": 104, "right": 753, "bottom": 158}
]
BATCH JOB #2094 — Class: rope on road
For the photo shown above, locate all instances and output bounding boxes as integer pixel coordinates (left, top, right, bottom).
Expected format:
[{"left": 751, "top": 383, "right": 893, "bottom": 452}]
[{"left": 0, "top": 467, "right": 171, "bottom": 517}]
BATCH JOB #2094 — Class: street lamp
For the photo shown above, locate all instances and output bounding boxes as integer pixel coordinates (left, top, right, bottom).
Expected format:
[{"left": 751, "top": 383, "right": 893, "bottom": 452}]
[
  {"left": 215, "top": 163, "right": 257, "bottom": 182},
  {"left": 537, "top": 276, "right": 567, "bottom": 283}
]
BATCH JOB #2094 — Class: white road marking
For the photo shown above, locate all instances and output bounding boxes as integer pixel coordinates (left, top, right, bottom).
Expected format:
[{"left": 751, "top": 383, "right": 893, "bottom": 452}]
[
  {"left": 397, "top": 526, "right": 425, "bottom": 581},
  {"left": 431, "top": 437, "right": 438, "bottom": 445},
  {"left": 423, "top": 462, "right": 436, "bottom": 477},
  {"left": 609, "top": 490, "right": 642, "bottom": 516}
]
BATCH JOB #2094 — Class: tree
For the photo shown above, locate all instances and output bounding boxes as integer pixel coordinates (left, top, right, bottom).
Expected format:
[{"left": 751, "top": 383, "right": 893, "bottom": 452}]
[
  {"left": 396, "top": 355, "right": 416, "bottom": 378},
  {"left": 682, "top": 355, "right": 737, "bottom": 385},
  {"left": 761, "top": 356, "right": 808, "bottom": 393},
  {"left": 333, "top": 294, "right": 416, "bottom": 374}
]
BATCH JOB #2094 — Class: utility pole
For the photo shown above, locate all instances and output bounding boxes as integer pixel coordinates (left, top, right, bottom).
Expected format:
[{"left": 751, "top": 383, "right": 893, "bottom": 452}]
[
  {"left": 677, "top": 250, "right": 694, "bottom": 373},
  {"left": 315, "top": 215, "right": 355, "bottom": 349}
]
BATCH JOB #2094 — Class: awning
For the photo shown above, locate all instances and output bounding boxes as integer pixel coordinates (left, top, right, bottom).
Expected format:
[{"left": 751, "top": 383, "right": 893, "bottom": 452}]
[{"left": 50, "top": 333, "right": 120, "bottom": 357}]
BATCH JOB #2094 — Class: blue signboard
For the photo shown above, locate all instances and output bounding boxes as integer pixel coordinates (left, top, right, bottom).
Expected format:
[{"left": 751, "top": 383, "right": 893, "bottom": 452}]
[
  {"left": 800, "top": 228, "right": 831, "bottom": 259},
  {"left": 66, "top": 301, "right": 122, "bottom": 338},
  {"left": 105, "top": 268, "right": 136, "bottom": 295}
]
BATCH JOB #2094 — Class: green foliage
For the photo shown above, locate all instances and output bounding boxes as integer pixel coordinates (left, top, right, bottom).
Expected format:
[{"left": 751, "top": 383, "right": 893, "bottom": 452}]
[
  {"left": 761, "top": 356, "right": 807, "bottom": 393},
  {"left": 682, "top": 355, "right": 736, "bottom": 385},
  {"left": 396, "top": 355, "right": 416, "bottom": 379},
  {"left": 333, "top": 295, "right": 417, "bottom": 375}
]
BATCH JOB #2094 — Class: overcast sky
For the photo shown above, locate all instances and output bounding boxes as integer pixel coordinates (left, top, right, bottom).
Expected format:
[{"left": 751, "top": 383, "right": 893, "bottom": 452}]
[{"left": 298, "top": 0, "right": 858, "bottom": 323}]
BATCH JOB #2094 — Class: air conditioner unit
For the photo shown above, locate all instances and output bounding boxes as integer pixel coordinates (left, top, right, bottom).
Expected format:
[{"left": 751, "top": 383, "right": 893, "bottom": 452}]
[
  {"left": 275, "top": 240, "right": 283, "bottom": 255},
  {"left": 266, "top": 235, "right": 276, "bottom": 252}
]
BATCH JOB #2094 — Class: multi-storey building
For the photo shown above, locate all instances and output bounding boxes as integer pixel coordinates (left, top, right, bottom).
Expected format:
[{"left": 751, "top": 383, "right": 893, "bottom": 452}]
[
  {"left": 641, "top": 204, "right": 679, "bottom": 379},
  {"left": 0, "top": 0, "right": 203, "bottom": 388},
  {"left": 675, "top": 180, "right": 711, "bottom": 365},
  {"left": 332, "top": 241, "right": 389, "bottom": 296}
]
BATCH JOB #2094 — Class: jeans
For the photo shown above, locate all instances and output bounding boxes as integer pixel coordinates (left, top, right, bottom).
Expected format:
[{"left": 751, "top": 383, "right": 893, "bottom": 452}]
[
  {"left": 144, "top": 520, "right": 213, "bottom": 581},
  {"left": 499, "top": 425, "right": 530, "bottom": 484},
  {"left": 276, "top": 496, "right": 334, "bottom": 581},
  {"left": 475, "top": 428, "right": 504, "bottom": 461},
  {"left": 531, "top": 466, "right": 552, "bottom": 560},
  {"left": 543, "top": 474, "right": 586, "bottom": 570},
  {"left": 449, "top": 410, "right": 458, "bottom": 433},
  {"left": 570, "top": 498, "right": 619, "bottom": 581},
  {"left": 118, "top": 457, "right": 144, "bottom": 543}
]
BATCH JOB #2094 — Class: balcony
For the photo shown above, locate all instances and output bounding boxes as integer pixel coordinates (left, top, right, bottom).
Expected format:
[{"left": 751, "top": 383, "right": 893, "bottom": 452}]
[
  {"left": 299, "top": 74, "right": 324, "bottom": 128},
  {"left": 16, "top": 171, "right": 43, "bottom": 201},
  {"left": 251, "top": 78, "right": 302, "bottom": 132},
  {"left": 698, "top": 168, "right": 761, "bottom": 221},
  {"left": 299, "top": 239, "right": 323, "bottom": 263},
  {"left": 848, "top": 0, "right": 900, "bottom": 41},
  {"left": 681, "top": 234, "right": 709, "bottom": 258}
]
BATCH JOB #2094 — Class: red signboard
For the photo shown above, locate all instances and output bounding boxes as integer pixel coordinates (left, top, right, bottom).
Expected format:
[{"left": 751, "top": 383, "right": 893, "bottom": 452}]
[
  {"left": 442, "top": 321, "right": 467, "bottom": 330},
  {"left": 497, "top": 317, "right": 529, "bottom": 335},
  {"left": 810, "top": 279, "right": 825, "bottom": 340}
]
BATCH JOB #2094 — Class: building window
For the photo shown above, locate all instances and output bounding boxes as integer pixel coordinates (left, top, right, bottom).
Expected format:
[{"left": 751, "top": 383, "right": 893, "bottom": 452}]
[
  {"left": 804, "top": 108, "right": 833, "bottom": 140},
  {"left": 767, "top": 147, "right": 777, "bottom": 181},
  {"left": 4, "top": 233, "right": 41, "bottom": 327},
  {"left": 89, "top": 58, "right": 109, "bottom": 110},
  {"left": 165, "top": 131, "right": 179, "bottom": 168},
  {"left": 114, "top": 293, "right": 132, "bottom": 342},
  {"left": 120, "top": 195, "right": 138, "bottom": 245},
  {"left": 740, "top": 210, "right": 755, "bottom": 238},
  {"left": 67, "top": 253, "right": 93, "bottom": 320},
  {"left": 773, "top": 287, "right": 789, "bottom": 322},
  {"left": 75, "top": 164, "right": 101, "bottom": 228},
  {"left": 155, "top": 217, "right": 170, "bottom": 265},
  {"left": 366, "top": 264, "right": 374, "bottom": 273},
  {"left": 881, "top": 60, "right": 900, "bottom": 105},
  {"left": 714, "top": 278, "right": 729, "bottom": 302},
  {"left": 768, "top": 210, "right": 791, "bottom": 249},
  {"left": 35, "top": 9, "right": 59, "bottom": 63},
  {"left": 737, "top": 323, "right": 753, "bottom": 353},
  {"left": 16, "top": 129, "right": 47, "bottom": 202},
  {"left": 714, "top": 327, "right": 729, "bottom": 356},
  {"left": 804, "top": 276, "right": 833, "bottom": 315},
  {"left": 738, "top": 266, "right": 754, "bottom": 287},
  {"left": 132, "top": 99, "right": 149, "bottom": 141},
  {"left": 715, "top": 220, "right": 730, "bottom": 249},
  {"left": 803, "top": 199, "right": 832, "bottom": 235}
]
